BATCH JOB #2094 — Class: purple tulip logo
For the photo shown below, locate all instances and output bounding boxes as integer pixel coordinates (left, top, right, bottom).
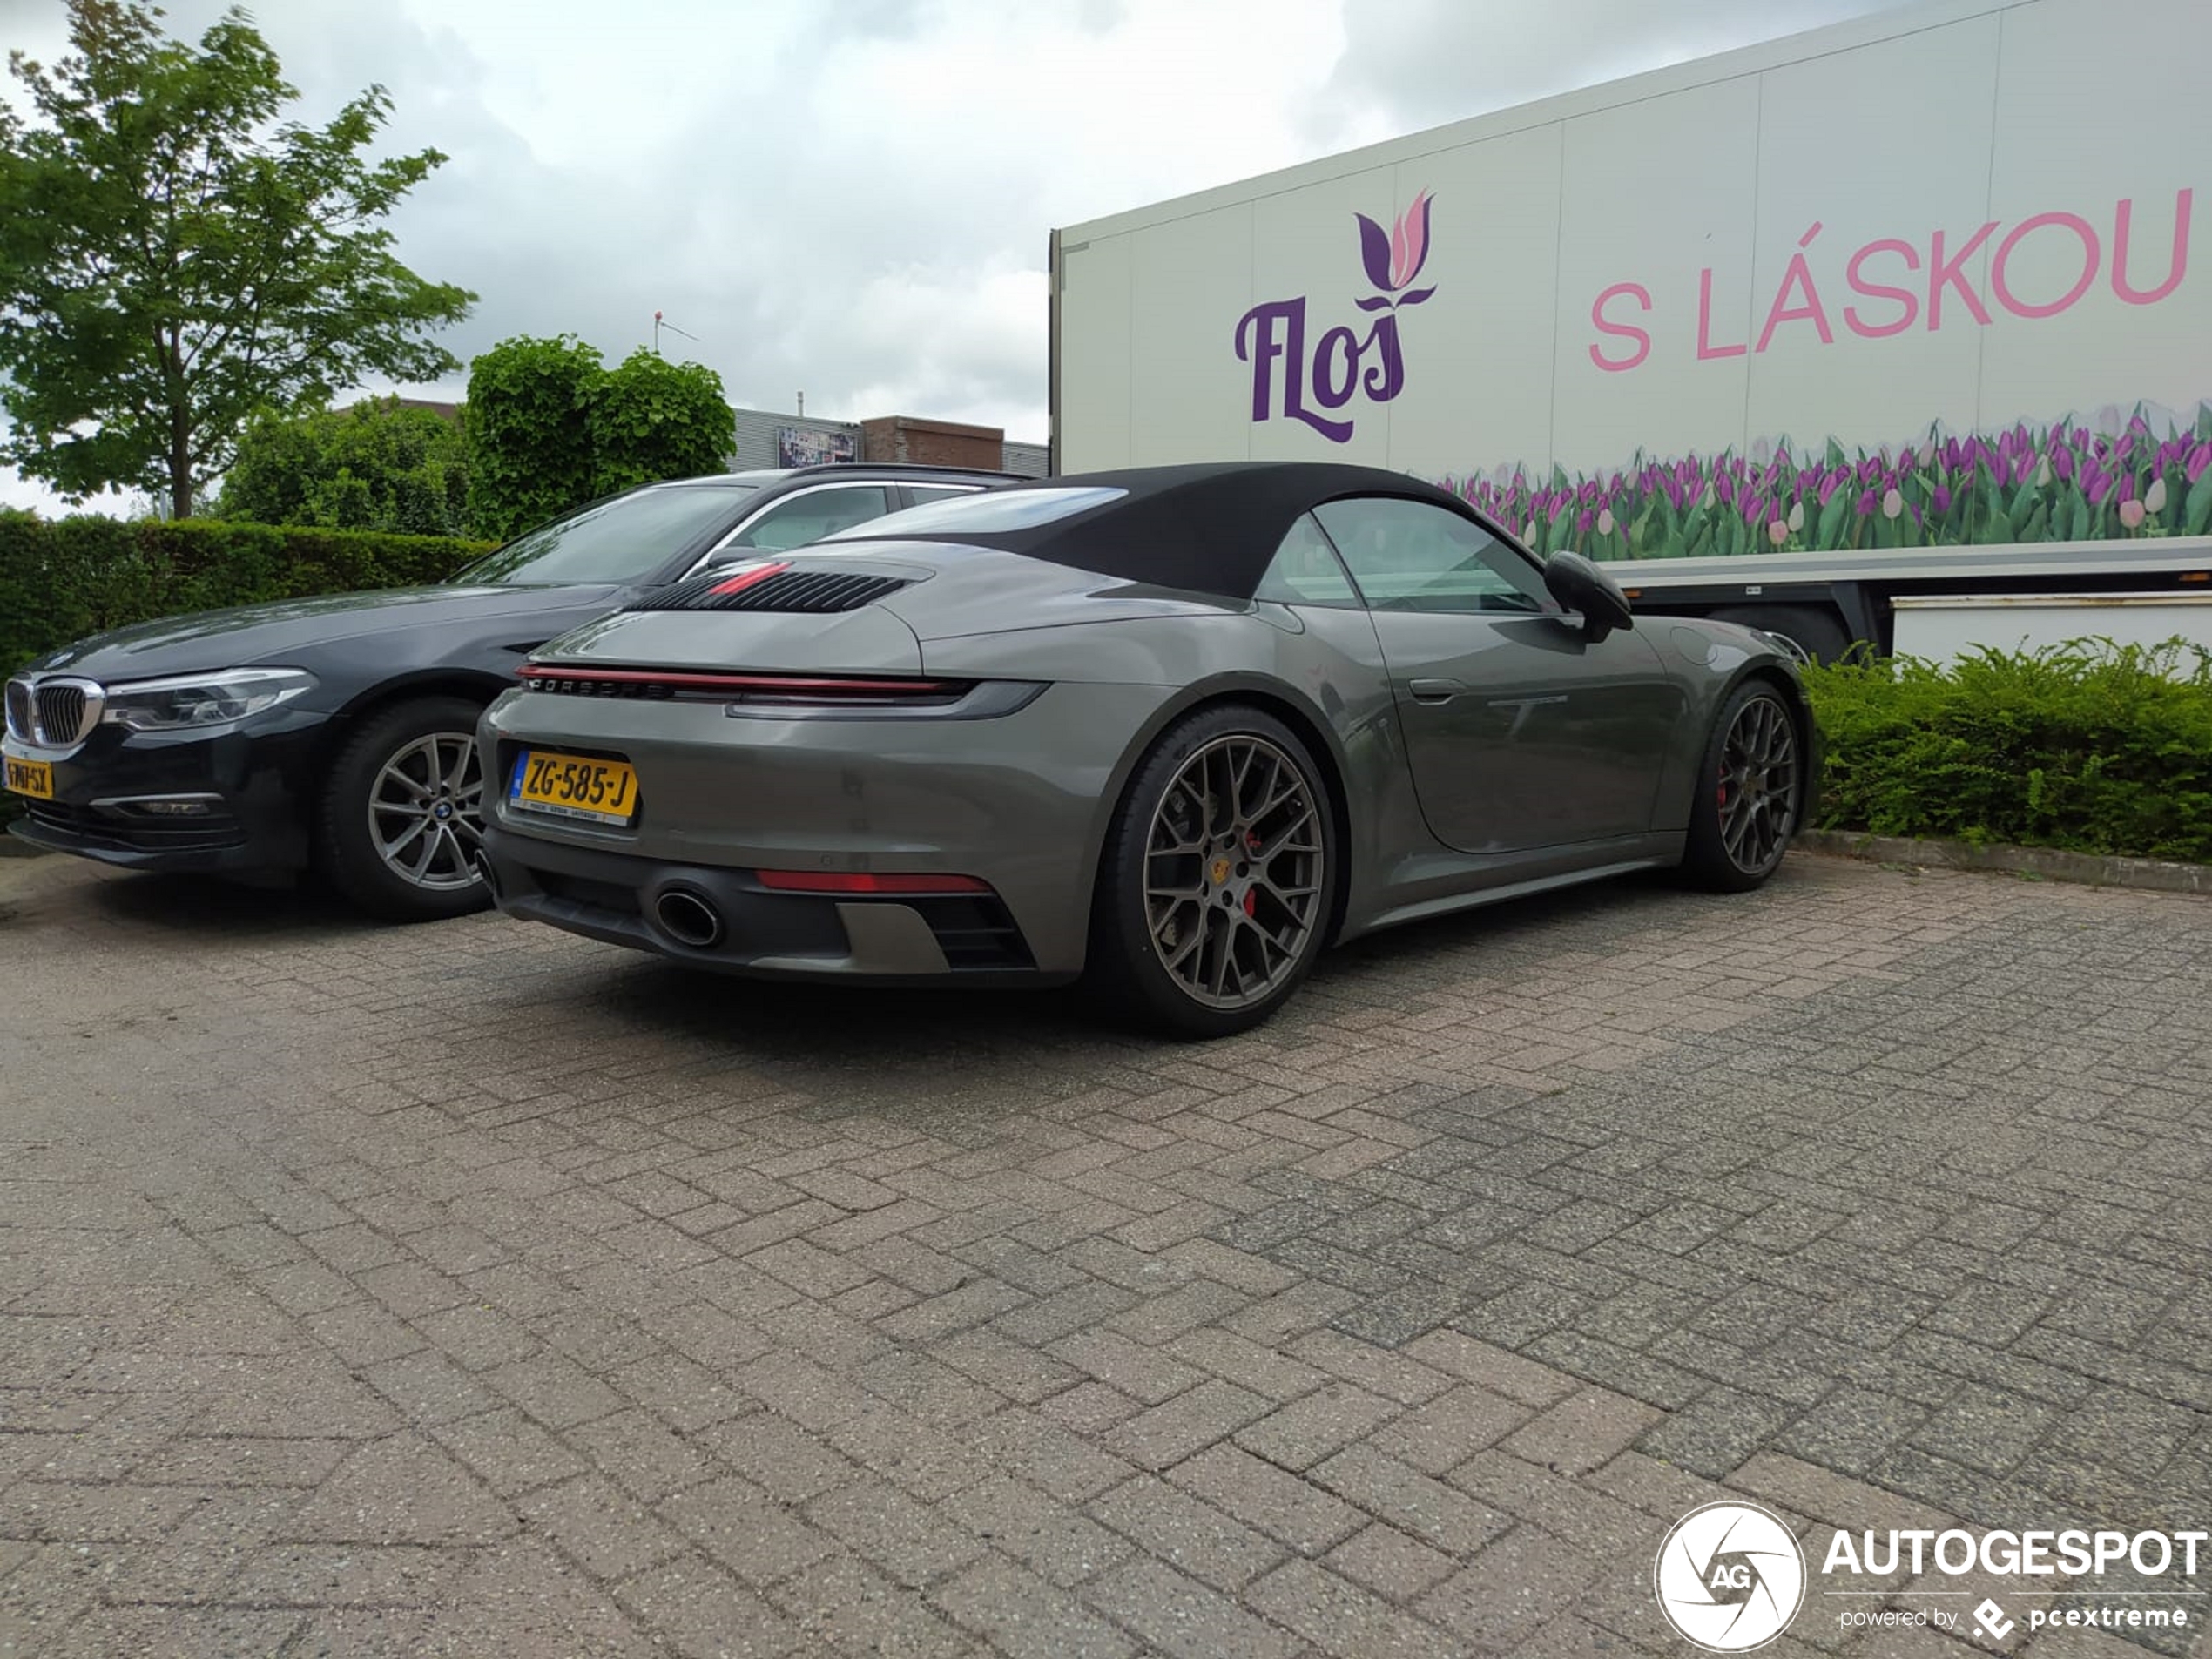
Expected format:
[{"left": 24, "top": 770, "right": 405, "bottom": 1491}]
[
  {"left": 1236, "top": 189, "right": 1439, "bottom": 443},
  {"left": 1355, "top": 189, "right": 1437, "bottom": 307}
]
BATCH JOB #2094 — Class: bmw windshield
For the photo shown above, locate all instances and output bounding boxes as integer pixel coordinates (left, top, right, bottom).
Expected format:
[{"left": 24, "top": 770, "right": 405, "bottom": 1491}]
[{"left": 450, "top": 484, "right": 759, "bottom": 586}]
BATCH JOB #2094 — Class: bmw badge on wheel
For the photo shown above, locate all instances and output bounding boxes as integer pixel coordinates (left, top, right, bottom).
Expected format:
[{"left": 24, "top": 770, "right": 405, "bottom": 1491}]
[{"left": 1654, "top": 1501, "right": 1806, "bottom": 1652}]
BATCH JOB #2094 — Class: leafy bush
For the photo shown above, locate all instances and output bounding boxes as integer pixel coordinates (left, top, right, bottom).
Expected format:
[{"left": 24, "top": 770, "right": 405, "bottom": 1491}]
[
  {"left": 216, "top": 398, "right": 470, "bottom": 537},
  {"left": 0, "top": 510, "right": 492, "bottom": 679},
  {"left": 590, "top": 348, "right": 738, "bottom": 498},
  {"left": 1802, "top": 637, "right": 2212, "bottom": 861},
  {"left": 464, "top": 334, "right": 735, "bottom": 541},
  {"left": 464, "top": 334, "right": 604, "bottom": 542}
]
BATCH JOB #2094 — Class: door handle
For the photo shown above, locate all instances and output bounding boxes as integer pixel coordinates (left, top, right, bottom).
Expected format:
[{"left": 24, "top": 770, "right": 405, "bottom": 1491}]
[{"left": 1407, "top": 678, "right": 1464, "bottom": 704}]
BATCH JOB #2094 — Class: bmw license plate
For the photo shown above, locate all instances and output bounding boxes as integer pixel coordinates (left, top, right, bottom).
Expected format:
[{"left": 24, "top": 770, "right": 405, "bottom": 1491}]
[
  {"left": 509, "top": 750, "right": 639, "bottom": 825},
  {"left": 3, "top": 756, "right": 54, "bottom": 799}
]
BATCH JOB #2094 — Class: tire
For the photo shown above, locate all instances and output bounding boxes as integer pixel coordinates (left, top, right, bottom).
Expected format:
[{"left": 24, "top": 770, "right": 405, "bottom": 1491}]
[
  {"left": 1680, "top": 680, "right": 1804, "bottom": 894},
  {"left": 1709, "top": 604, "right": 1851, "bottom": 665},
  {"left": 316, "top": 695, "right": 492, "bottom": 921},
  {"left": 1086, "top": 704, "right": 1339, "bottom": 1039}
]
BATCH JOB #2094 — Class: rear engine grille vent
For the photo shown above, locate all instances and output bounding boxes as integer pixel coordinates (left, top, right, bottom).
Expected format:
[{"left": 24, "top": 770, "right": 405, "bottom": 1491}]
[{"left": 641, "top": 567, "right": 912, "bottom": 614}]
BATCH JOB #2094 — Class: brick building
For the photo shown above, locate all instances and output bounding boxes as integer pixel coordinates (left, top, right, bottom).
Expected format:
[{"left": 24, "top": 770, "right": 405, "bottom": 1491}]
[{"left": 729, "top": 407, "right": 1047, "bottom": 477}]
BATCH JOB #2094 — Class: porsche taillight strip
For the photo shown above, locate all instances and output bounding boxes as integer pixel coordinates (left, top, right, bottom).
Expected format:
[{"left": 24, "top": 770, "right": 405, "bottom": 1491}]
[{"left": 516, "top": 664, "right": 968, "bottom": 701}]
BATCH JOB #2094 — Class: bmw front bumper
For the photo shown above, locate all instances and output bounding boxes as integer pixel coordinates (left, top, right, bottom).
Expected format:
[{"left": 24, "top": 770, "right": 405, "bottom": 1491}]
[{"left": 3, "top": 718, "right": 320, "bottom": 876}]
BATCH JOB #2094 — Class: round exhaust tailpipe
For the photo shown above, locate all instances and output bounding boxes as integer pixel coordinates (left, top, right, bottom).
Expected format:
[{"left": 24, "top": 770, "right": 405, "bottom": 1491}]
[
  {"left": 470, "top": 850, "right": 502, "bottom": 901},
  {"left": 653, "top": 887, "right": 725, "bottom": 950}
]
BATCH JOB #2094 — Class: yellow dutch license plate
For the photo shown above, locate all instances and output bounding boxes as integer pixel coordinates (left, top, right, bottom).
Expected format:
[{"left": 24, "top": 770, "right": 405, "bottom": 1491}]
[
  {"left": 509, "top": 750, "right": 639, "bottom": 825},
  {"left": 3, "top": 756, "right": 55, "bottom": 799}
]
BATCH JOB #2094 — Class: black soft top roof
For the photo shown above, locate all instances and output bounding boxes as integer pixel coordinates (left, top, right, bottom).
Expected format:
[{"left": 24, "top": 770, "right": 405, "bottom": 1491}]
[{"left": 846, "top": 462, "right": 1488, "bottom": 602}]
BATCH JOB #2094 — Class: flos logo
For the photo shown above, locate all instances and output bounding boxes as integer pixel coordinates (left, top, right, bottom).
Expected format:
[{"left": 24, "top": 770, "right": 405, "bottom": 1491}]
[
  {"left": 1654, "top": 1502, "right": 1806, "bottom": 1652},
  {"left": 1233, "top": 189, "right": 1435, "bottom": 445}
]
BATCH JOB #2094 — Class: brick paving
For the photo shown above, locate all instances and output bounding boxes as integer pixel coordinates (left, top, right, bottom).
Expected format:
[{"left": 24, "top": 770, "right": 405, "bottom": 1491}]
[{"left": 0, "top": 847, "right": 2208, "bottom": 1656}]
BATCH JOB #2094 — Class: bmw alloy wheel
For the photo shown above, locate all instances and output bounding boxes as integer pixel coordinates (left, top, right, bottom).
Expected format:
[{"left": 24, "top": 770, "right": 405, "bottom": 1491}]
[
  {"left": 367, "top": 730, "right": 485, "bottom": 892},
  {"left": 1143, "top": 733, "right": 1325, "bottom": 1009}
]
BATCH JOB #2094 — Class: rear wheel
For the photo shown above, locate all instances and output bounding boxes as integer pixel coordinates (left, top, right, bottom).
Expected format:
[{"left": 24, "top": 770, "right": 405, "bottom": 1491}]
[
  {"left": 316, "top": 695, "right": 492, "bottom": 921},
  {"left": 1681, "top": 681, "right": 1803, "bottom": 892},
  {"left": 1087, "top": 705, "right": 1337, "bottom": 1039}
]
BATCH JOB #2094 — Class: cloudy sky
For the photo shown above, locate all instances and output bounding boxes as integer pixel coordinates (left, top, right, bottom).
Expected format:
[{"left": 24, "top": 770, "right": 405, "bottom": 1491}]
[{"left": 0, "top": 0, "right": 1922, "bottom": 511}]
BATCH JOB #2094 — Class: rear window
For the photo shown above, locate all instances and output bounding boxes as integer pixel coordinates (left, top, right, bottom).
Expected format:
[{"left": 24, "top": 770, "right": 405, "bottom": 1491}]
[{"left": 819, "top": 485, "right": 1127, "bottom": 540}]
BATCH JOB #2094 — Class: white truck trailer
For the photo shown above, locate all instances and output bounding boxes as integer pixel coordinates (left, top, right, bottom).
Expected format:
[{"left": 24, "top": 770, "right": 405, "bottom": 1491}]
[{"left": 1047, "top": 0, "right": 2212, "bottom": 663}]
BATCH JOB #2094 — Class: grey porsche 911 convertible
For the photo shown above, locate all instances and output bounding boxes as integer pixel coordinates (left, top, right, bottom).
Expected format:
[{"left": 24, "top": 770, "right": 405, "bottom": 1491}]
[{"left": 476, "top": 462, "right": 1817, "bottom": 1037}]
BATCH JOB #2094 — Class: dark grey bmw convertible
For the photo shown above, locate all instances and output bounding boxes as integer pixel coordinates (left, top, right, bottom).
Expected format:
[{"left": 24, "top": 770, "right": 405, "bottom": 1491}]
[{"left": 478, "top": 462, "right": 1817, "bottom": 1036}]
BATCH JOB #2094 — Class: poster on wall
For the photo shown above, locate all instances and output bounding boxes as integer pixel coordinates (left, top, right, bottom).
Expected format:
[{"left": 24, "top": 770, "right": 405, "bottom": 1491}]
[{"left": 778, "top": 427, "right": 855, "bottom": 468}]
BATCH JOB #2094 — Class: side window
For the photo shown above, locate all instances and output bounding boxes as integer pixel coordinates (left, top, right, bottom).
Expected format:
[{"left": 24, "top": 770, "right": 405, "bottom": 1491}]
[
  {"left": 1253, "top": 513, "right": 1362, "bottom": 607},
  {"left": 1312, "top": 497, "right": 1550, "bottom": 614},
  {"left": 728, "top": 485, "right": 894, "bottom": 551},
  {"left": 903, "top": 484, "right": 980, "bottom": 507}
]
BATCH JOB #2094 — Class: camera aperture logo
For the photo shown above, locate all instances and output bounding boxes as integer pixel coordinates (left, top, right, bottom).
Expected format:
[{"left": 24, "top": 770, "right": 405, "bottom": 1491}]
[{"left": 1655, "top": 1501, "right": 1807, "bottom": 1652}]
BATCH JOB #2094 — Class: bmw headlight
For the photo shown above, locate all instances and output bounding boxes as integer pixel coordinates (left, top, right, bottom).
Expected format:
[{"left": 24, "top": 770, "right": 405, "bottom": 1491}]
[{"left": 100, "top": 667, "right": 318, "bottom": 732}]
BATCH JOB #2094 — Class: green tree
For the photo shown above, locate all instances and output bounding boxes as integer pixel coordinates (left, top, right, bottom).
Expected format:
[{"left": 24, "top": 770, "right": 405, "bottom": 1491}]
[
  {"left": 215, "top": 398, "right": 469, "bottom": 537},
  {"left": 463, "top": 334, "right": 603, "bottom": 541},
  {"left": 0, "top": 0, "right": 475, "bottom": 519},
  {"left": 590, "top": 347, "right": 736, "bottom": 497}
]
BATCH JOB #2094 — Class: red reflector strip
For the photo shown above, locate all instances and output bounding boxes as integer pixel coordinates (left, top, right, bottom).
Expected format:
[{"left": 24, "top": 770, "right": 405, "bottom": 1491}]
[
  {"left": 755, "top": 870, "right": 990, "bottom": 895},
  {"left": 705, "top": 560, "right": 792, "bottom": 597},
  {"left": 517, "top": 665, "right": 954, "bottom": 696}
]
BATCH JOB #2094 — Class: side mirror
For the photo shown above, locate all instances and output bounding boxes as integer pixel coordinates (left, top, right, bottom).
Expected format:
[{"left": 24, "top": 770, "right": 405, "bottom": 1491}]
[{"left": 1543, "top": 551, "right": 1635, "bottom": 643}]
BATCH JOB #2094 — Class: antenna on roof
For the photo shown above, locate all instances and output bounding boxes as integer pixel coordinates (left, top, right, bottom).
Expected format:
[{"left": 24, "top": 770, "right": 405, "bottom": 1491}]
[{"left": 651, "top": 310, "right": 700, "bottom": 355}]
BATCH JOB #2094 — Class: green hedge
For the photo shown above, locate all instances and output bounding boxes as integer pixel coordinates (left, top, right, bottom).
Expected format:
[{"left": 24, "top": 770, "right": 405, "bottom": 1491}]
[
  {"left": 1, "top": 510, "right": 495, "bottom": 679},
  {"left": 11, "top": 518, "right": 2208, "bottom": 869},
  {"left": 1801, "top": 637, "right": 2212, "bottom": 862}
]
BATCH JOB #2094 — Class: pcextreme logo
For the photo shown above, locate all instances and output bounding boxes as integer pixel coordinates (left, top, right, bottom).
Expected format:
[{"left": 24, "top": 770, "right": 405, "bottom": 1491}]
[{"left": 1654, "top": 1501, "right": 1807, "bottom": 1652}]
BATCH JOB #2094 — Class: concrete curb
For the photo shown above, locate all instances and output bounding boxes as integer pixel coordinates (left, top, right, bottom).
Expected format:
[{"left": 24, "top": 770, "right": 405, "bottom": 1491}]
[{"left": 1797, "top": 828, "right": 2212, "bottom": 894}]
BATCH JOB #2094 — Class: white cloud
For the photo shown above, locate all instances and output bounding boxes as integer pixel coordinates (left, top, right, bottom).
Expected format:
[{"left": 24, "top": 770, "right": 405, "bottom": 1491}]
[{"left": 1, "top": 0, "right": 1924, "bottom": 513}]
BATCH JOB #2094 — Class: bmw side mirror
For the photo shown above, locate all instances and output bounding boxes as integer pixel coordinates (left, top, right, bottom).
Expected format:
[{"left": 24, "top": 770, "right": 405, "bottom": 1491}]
[{"left": 1543, "top": 551, "right": 1635, "bottom": 643}]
